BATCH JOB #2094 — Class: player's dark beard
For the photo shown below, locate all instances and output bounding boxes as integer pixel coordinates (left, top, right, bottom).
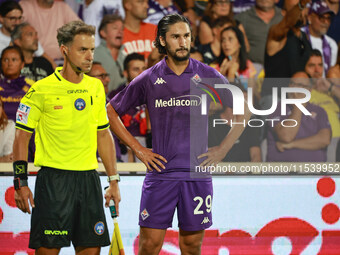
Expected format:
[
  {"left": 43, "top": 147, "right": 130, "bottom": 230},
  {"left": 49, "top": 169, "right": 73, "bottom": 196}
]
[{"left": 166, "top": 45, "right": 190, "bottom": 61}]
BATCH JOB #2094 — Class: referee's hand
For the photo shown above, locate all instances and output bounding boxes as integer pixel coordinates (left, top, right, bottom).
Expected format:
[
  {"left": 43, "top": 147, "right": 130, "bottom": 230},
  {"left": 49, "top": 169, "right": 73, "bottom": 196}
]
[
  {"left": 105, "top": 183, "right": 121, "bottom": 216},
  {"left": 14, "top": 186, "right": 35, "bottom": 214}
]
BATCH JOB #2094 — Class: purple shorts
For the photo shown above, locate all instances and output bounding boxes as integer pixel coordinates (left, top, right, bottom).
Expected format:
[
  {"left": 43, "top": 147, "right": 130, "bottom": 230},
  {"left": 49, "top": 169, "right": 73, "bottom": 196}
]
[{"left": 139, "top": 179, "right": 213, "bottom": 231}]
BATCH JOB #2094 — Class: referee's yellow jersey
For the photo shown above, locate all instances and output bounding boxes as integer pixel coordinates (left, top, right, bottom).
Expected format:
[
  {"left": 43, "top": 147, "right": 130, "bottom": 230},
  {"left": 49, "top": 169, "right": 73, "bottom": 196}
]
[{"left": 15, "top": 67, "right": 110, "bottom": 171}]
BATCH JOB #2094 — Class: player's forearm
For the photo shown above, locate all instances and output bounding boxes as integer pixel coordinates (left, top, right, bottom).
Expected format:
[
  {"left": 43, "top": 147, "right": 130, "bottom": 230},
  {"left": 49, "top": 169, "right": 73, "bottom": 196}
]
[
  {"left": 106, "top": 104, "right": 144, "bottom": 154},
  {"left": 97, "top": 129, "right": 118, "bottom": 176},
  {"left": 289, "top": 129, "right": 331, "bottom": 150},
  {"left": 13, "top": 129, "right": 32, "bottom": 162}
]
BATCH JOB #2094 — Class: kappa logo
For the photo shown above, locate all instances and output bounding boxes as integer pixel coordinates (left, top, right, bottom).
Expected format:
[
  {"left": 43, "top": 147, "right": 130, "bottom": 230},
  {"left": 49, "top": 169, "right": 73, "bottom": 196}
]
[
  {"left": 154, "top": 78, "right": 166, "bottom": 85},
  {"left": 141, "top": 208, "right": 150, "bottom": 220},
  {"left": 201, "top": 217, "right": 210, "bottom": 224}
]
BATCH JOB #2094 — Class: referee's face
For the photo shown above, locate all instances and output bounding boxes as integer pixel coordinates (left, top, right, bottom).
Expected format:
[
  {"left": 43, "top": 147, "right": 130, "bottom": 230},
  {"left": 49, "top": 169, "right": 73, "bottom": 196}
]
[{"left": 68, "top": 34, "right": 95, "bottom": 72}]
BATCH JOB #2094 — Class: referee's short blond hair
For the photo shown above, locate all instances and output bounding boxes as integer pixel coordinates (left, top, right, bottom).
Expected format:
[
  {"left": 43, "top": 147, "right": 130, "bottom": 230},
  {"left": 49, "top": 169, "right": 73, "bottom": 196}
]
[{"left": 57, "top": 20, "right": 95, "bottom": 47}]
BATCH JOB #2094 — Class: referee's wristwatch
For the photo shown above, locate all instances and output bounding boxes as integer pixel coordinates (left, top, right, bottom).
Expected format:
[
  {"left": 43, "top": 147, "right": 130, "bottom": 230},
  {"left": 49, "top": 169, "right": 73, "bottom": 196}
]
[
  {"left": 107, "top": 174, "right": 120, "bottom": 183},
  {"left": 13, "top": 178, "right": 28, "bottom": 190}
]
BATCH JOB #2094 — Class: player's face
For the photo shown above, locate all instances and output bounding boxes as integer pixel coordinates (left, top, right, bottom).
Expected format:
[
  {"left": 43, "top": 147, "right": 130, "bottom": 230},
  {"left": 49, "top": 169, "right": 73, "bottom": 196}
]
[
  {"left": 221, "top": 29, "right": 241, "bottom": 59},
  {"left": 1, "top": 49, "right": 24, "bottom": 79},
  {"left": 88, "top": 64, "right": 110, "bottom": 94},
  {"left": 17, "top": 25, "right": 39, "bottom": 52},
  {"left": 102, "top": 20, "right": 124, "bottom": 49},
  {"left": 305, "top": 56, "right": 323, "bottom": 78},
  {"left": 126, "top": 59, "right": 146, "bottom": 83},
  {"left": 68, "top": 34, "right": 95, "bottom": 73},
  {"left": 0, "top": 9, "right": 23, "bottom": 33},
  {"left": 162, "top": 22, "right": 191, "bottom": 62}
]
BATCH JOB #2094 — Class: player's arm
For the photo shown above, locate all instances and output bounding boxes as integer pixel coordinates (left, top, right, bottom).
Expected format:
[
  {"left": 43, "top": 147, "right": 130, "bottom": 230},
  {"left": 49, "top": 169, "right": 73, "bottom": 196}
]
[
  {"left": 97, "top": 128, "right": 121, "bottom": 215},
  {"left": 13, "top": 129, "right": 34, "bottom": 214},
  {"left": 107, "top": 104, "right": 167, "bottom": 172}
]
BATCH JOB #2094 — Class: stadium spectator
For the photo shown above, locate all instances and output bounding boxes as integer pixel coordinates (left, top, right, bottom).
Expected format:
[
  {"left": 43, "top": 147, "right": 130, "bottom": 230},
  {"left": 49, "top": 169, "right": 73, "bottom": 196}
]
[
  {"left": 0, "top": 45, "right": 31, "bottom": 121},
  {"left": 209, "top": 106, "right": 262, "bottom": 162},
  {"left": 19, "top": 0, "right": 79, "bottom": 62},
  {"left": 145, "top": 0, "right": 181, "bottom": 25},
  {"left": 198, "top": 16, "right": 234, "bottom": 65},
  {"left": 0, "top": 96, "right": 15, "bottom": 162},
  {"left": 261, "top": 0, "right": 312, "bottom": 111},
  {"left": 304, "top": 50, "right": 340, "bottom": 162},
  {"left": 327, "top": 41, "right": 340, "bottom": 78},
  {"left": 94, "top": 14, "right": 126, "bottom": 92},
  {"left": 11, "top": 22, "right": 53, "bottom": 81},
  {"left": 122, "top": 0, "right": 157, "bottom": 59},
  {"left": 326, "top": 0, "right": 340, "bottom": 43},
  {"left": 110, "top": 53, "right": 147, "bottom": 163},
  {"left": 75, "top": 0, "right": 125, "bottom": 47},
  {"left": 0, "top": 0, "right": 46, "bottom": 60},
  {"left": 302, "top": 0, "right": 338, "bottom": 75},
  {"left": 217, "top": 26, "right": 257, "bottom": 93},
  {"left": 197, "top": 0, "right": 249, "bottom": 51},
  {"left": 266, "top": 71, "right": 331, "bottom": 162},
  {"left": 235, "top": 0, "right": 283, "bottom": 73}
]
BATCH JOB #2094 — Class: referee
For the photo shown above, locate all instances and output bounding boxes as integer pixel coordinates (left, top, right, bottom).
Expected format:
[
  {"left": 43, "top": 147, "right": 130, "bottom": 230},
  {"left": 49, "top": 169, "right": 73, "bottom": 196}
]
[{"left": 13, "top": 21, "right": 120, "bottom": 254}]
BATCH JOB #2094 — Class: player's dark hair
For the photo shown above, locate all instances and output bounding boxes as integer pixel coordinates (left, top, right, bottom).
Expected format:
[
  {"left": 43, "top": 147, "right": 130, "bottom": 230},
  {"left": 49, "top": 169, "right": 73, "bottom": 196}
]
[
  {"left": 123, "top": 53, "right": 145, "bottom": 71},
  {"left": 1, "top": 45, "right": 25, "bottom": 63},
  {"left": 0, "top": 1, "right": 22, "bottom": 17},
  {"left": 218, "top": 26, "right": 247, "bottom": 71},
  {"left": 98, "top": 14, "right": 123, "bottom": 39},
  {"left": 154, "top": 14, "right": 193, "bottom": 55},
  {"left": 11, "top": 22, "right": 30, "bottom": 43},
  {"left": 57, "top": 20, "right": 95, "bottom": 47}
]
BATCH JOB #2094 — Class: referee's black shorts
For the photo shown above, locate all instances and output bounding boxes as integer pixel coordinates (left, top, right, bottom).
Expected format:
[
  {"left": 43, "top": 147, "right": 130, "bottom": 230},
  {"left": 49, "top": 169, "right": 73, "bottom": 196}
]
[{"left": 29, "top": 167, "right": 110, "bottom": 249}]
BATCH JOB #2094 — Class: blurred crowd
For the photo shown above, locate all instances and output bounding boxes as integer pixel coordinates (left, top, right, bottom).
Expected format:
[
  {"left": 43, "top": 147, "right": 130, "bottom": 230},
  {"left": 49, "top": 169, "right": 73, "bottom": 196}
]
[{"left": 0, "top": 0, "right": 339, "bottom": 163}]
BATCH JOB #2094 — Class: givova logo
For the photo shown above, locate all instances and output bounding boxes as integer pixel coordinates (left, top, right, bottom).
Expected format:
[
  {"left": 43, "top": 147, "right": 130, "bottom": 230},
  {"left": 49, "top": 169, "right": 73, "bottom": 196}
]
[{"left": 44, "top": 230, "right": 68, "bottom": 235}]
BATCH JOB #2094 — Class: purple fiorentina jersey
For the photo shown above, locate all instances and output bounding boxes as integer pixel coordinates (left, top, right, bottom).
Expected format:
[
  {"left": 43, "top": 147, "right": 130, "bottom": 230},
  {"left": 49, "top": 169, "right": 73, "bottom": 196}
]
[
  {"left": 266, "top": 103, "right": 331, "bottom": 162},
  {"left": 110, "top": 57, "right": 233, "bottom": 180},
  {"left": 0, "top": 75, "right": 31, "bottom": 121}
]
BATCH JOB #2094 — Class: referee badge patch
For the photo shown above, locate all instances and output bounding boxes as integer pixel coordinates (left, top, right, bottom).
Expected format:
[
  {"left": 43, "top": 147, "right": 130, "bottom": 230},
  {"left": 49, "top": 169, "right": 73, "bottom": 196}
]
[
  {"left": 74, "top": 98, "right": 86, "bottom": 111},
  {"left": 16, "top": 103, "right": 31, "bottom": 124},
  {"left": 94, "top": 221, "right": 105, "bottom": 235}
]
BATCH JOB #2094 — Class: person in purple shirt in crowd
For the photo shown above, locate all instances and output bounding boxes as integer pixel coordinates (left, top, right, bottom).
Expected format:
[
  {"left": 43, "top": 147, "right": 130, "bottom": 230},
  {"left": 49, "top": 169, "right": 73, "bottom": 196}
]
[
  {"left": 266, "top": 71, "right": 331, "bottom": 162},
  {"left": 107, "top": 14, "right": 250, "bottom": 254},
  {"left": 109, "top": 53, "right": 148, "bottom": 162},
  {"left": 0, "top": 45, "right": 31, "bottom": 121}
]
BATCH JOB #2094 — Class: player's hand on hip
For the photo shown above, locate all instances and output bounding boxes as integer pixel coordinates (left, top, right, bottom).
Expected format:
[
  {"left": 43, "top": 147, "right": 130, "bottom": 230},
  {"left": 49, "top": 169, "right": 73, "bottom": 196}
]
[
  {"left": 198, "top": 146, "right": 226, "bottom": 167},
  {"left": 135, "top": 146, "right": 167, "bottom": 172},
  {"left": 14, "top": 186, "right": 35, "bottom": 214},
  {"left": 105, "top": 183, "right": 121, "bottom": 216}
]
